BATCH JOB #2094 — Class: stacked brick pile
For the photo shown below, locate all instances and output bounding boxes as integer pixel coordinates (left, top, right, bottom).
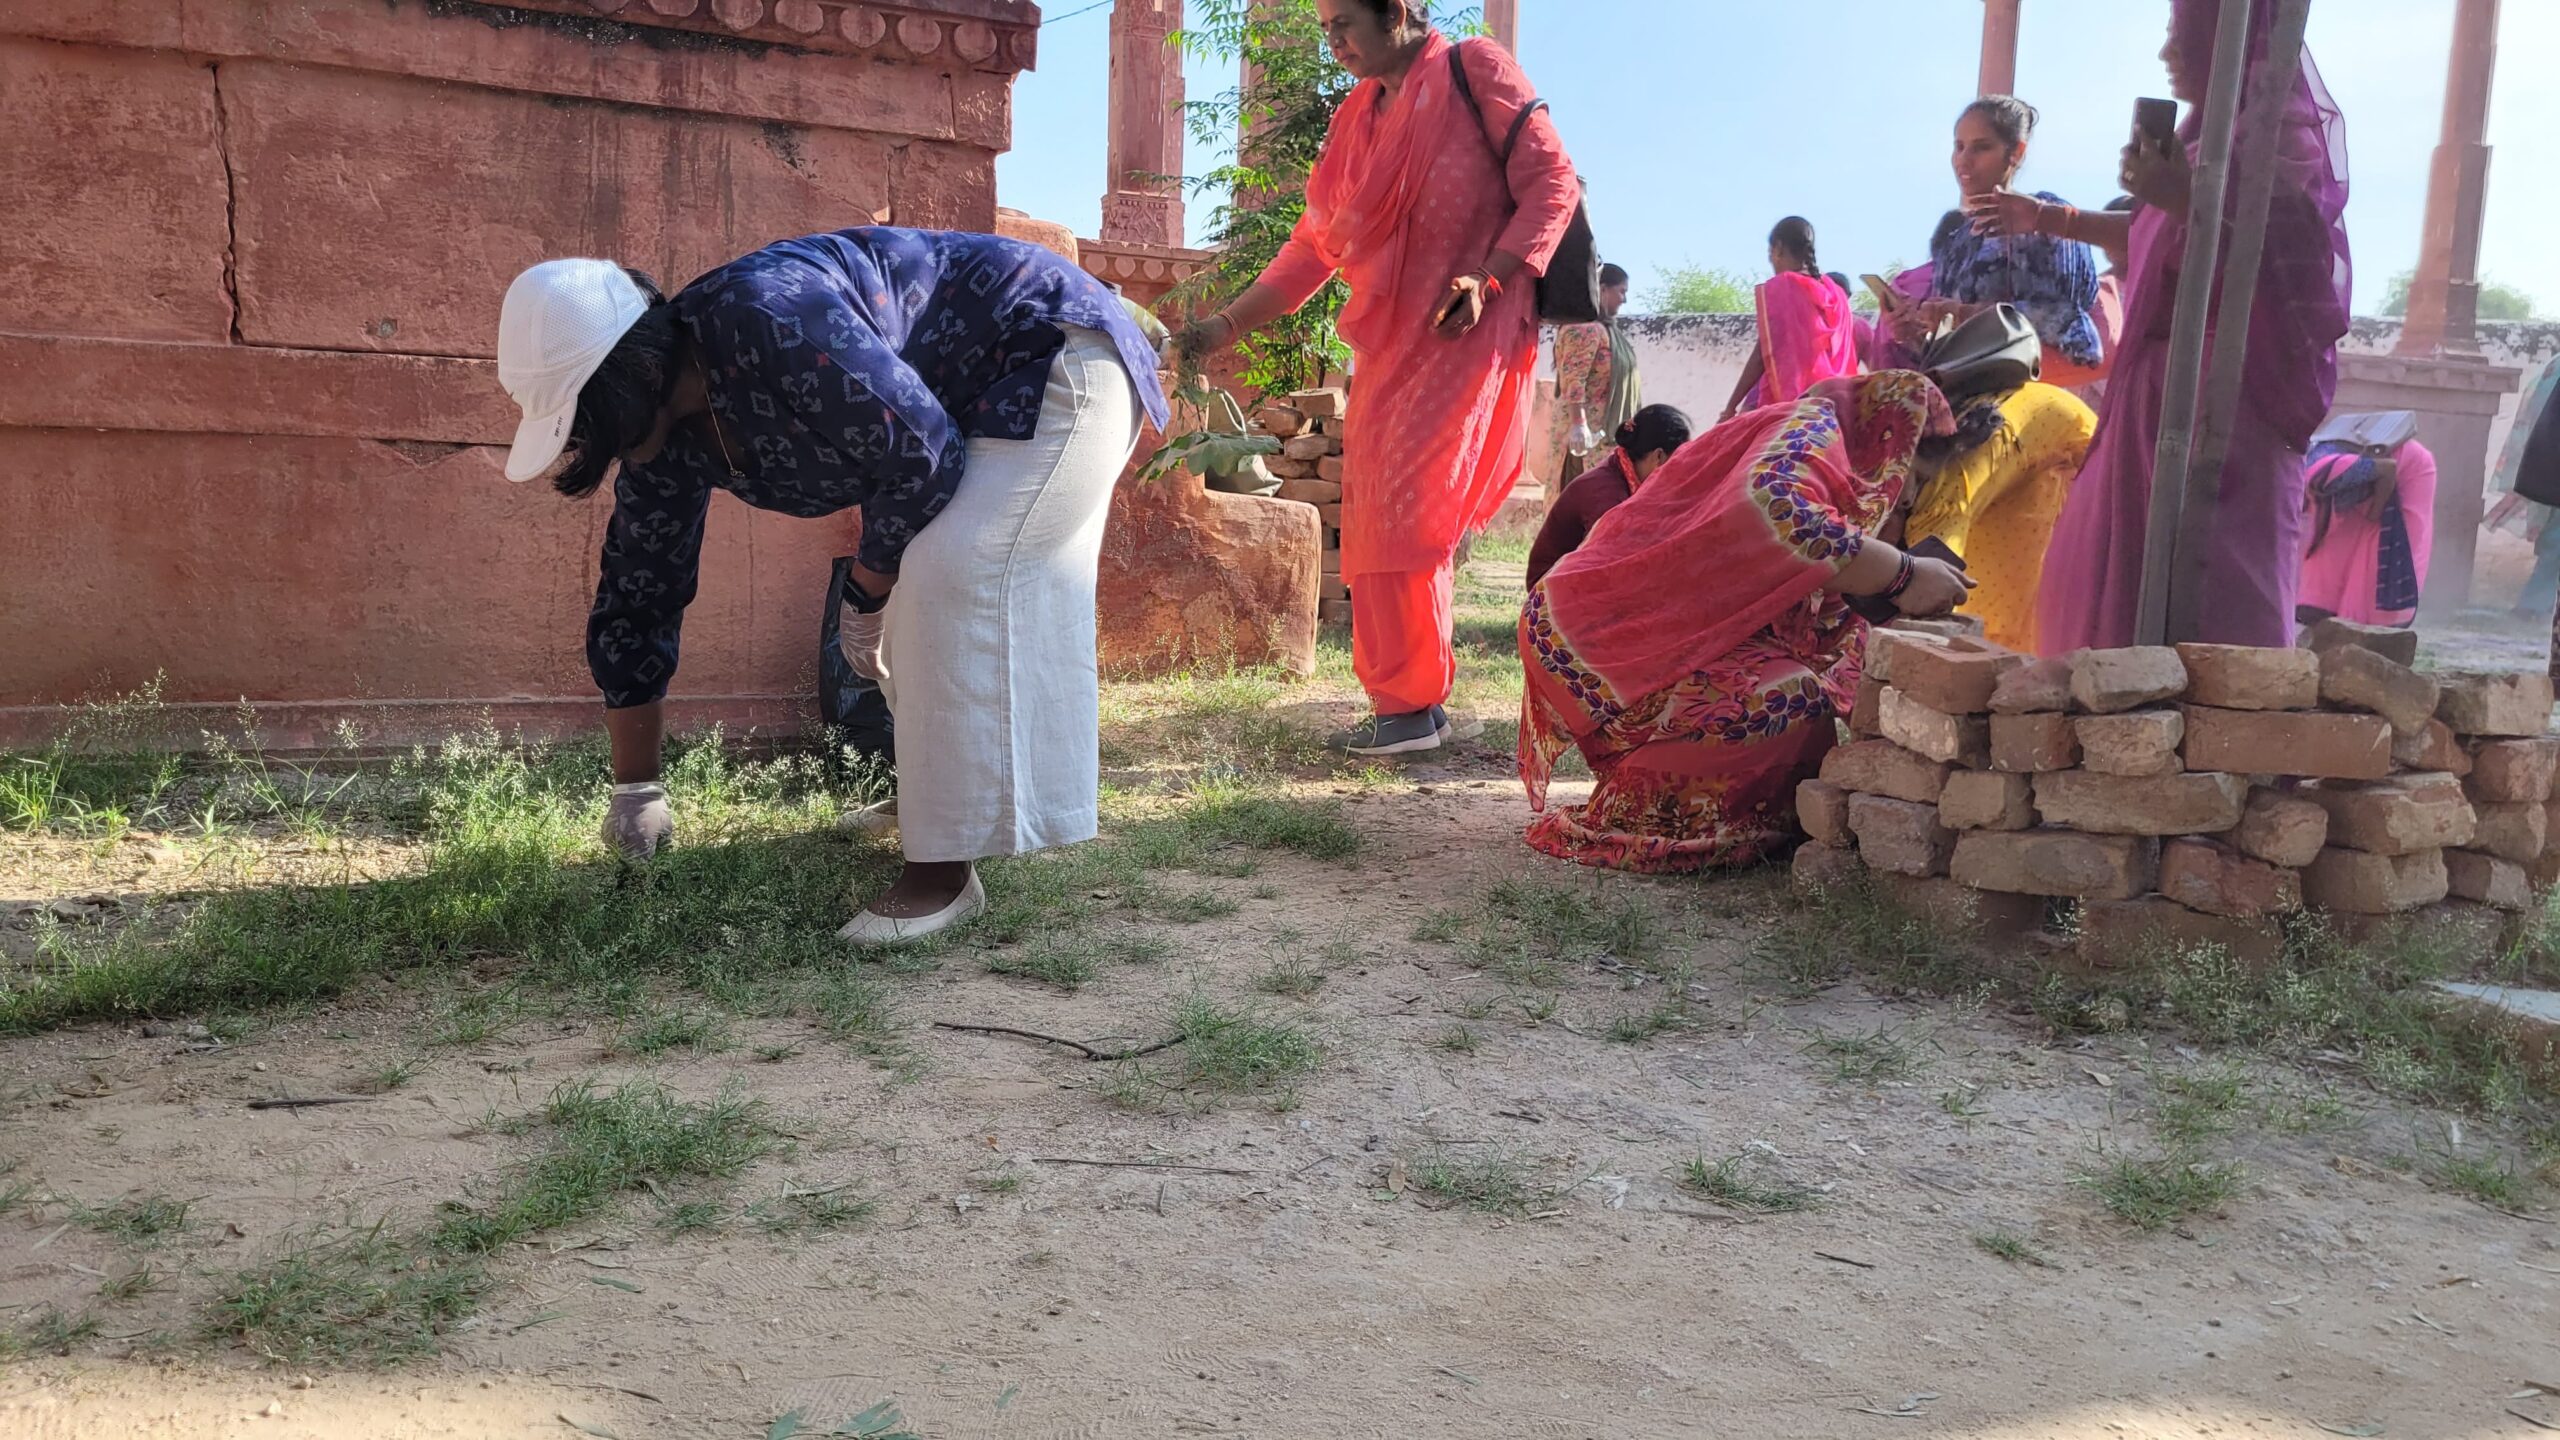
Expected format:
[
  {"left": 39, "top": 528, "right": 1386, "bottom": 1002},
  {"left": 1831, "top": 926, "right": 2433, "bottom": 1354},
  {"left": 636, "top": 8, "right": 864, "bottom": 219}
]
[
  {"left": 1256, "top": 386, "right": 1351, "bottom": 625},
  {"left": 1791, "top": 618, "right": 2560, "bottom": 969}
]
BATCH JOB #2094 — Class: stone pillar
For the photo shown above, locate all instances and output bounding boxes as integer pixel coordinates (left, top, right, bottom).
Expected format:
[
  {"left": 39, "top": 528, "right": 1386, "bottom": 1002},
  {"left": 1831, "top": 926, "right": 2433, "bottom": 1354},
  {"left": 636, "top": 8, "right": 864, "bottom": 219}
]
[
  {"left": 1978, "top": 0, "right": 2022, "bottom": 96},
  {"left": 1102, "top": 0, "right": 1185, "bottom": 248},
  {"left": 2396, "top": 0, "right": 2499, "bottom": 359},
  {"left": 1483, "top": 0, "right": 1518, "bottom": 52}
]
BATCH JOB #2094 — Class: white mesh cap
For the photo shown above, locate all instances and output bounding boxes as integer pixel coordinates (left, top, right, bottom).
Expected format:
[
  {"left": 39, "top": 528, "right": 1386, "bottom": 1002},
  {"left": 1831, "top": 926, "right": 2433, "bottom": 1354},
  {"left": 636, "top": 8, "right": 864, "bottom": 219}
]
[{"left": 496, "top": 259, "right": 651, "bottom": 483}]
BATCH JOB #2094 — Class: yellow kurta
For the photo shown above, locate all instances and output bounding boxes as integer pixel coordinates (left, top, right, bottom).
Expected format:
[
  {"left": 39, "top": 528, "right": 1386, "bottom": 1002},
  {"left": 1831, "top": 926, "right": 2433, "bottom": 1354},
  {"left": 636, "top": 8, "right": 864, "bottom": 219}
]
[{"left": 1905, "top": 383, "right": 2098, "bottom": 654}]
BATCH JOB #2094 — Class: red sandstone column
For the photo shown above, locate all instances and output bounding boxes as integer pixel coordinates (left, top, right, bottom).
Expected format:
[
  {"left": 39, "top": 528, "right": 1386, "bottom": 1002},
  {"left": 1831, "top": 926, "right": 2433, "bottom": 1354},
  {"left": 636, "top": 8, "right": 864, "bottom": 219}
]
[
  {"left": 2396, "top": 0, "right": 2499, "bottom": 358},
  {"left": 1483, "top": 0, "right": 1518, "bottom": 53},
  {"left": 1978, "top": 0, "right": 2022, "bottom": 96},
  {"left": 1102, "top": 0, "right": 1187, "bottom": 247}
]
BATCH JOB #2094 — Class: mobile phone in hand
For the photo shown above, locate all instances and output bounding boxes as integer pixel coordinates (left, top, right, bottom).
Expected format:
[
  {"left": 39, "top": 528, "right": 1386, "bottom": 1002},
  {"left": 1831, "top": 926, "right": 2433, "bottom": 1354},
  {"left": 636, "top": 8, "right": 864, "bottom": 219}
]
[{"left": 2133, "top": 97, "right": 2179, "bottom": 155}]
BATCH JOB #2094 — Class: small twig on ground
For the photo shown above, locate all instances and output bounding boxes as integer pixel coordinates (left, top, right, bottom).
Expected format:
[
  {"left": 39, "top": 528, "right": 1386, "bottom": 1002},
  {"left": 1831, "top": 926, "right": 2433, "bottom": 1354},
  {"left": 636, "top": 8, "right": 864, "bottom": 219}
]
[
  {"left": 2507, "top": 1410, "right": 2560, "bottom": 1434},
  {"left": 1032, "top": 1157, "right": 1253, "bottom": 1177},
  {"left": 1291, "top": 1153, "right": 1341, "bottom": 1178},
  {"left": 1815, "top": 1250, "right": 1878, "bottom": 1270},
  {"left": 246, "top": 1097, "right": 372, "bottom": 1111},
  {"left": 1432, "top": 1365, "right": 1479, "bottom": 1387},
  {"left": 932, "top": 1022, "right": 1182, "bottom": 1062}
]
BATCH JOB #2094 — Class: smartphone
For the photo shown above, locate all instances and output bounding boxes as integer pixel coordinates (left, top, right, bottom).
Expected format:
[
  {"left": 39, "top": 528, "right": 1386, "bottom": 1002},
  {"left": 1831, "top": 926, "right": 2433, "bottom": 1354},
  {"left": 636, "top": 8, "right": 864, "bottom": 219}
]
[
  {"left": 2133, "top": 96, "right": 2179, "bottom": 154},
  {"left": 1860, "top": 274, "right": 1902, "bottom": 315}
]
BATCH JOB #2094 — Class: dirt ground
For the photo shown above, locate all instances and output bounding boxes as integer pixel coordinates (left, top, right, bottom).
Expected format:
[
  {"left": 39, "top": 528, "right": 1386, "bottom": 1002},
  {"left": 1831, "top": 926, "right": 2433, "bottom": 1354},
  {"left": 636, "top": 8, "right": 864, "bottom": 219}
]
[{"left": 5, "top": 760, "right": 2559, "bottom": 1440}]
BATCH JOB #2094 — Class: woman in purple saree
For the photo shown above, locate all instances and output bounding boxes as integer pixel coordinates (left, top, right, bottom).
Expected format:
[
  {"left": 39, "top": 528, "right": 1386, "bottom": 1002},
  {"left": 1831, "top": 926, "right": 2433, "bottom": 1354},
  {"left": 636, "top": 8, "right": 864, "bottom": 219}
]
[{"left": 2031, "top": 0, "right": 2351, "bottom": 653}]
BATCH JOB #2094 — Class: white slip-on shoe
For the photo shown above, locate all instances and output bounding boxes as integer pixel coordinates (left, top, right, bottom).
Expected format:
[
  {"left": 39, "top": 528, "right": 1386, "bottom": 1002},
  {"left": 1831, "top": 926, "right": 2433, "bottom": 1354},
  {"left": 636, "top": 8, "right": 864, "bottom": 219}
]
[
  {"left": 837, "top": 797, "right": 899, "bottom": 839},
  {"left": 837, "top": 869, "right": 986, "bottom": 946}
]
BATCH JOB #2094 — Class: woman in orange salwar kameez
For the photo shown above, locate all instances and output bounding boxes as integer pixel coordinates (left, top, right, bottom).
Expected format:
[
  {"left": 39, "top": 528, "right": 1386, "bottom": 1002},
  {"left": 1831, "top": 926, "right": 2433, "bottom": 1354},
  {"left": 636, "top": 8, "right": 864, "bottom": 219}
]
[{"left": 1176, "top": 0, "right": 1579, "bottom": 758}]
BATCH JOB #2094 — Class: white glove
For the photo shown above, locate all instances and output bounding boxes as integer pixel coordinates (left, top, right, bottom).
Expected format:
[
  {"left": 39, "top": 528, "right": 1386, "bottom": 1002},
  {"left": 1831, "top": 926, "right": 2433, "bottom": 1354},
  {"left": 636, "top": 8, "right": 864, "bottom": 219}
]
[
  {"left": 839, "top": 601, "right": 888, "bottom": 685},
  {"left": 602, "top": 781, "right": 672, "bottom": 860}
]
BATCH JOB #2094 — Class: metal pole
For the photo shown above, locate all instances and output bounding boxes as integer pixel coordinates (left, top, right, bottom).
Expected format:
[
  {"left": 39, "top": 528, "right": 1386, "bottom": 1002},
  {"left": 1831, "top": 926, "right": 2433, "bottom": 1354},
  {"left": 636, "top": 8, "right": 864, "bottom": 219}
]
[
  {"left": 2131, "top": 0, "right": 2256, "bottom": 648},
  {"left": 2166, "top": 0, "right": 2314, "bottom": 644}
]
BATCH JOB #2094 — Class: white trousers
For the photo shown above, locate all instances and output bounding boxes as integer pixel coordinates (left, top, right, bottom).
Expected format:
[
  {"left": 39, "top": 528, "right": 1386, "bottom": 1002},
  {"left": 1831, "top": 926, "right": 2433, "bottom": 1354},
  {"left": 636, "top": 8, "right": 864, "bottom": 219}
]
[{"left": 878, "top": 327, "right": 1140, "bottom": 863}]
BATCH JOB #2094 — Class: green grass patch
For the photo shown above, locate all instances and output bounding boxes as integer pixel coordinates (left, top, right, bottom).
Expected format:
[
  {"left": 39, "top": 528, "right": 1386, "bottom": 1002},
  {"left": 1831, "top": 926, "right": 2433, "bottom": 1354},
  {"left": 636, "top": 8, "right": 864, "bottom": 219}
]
[
  {"left": 2434, "top": 1153, "right": 2530, "bottom": 1209},
  {"left": 608, "top": 1009, "right": 733, "bottom": 1058},
  {"left": 206, "top": 1220, "right": 485, "bottom": 1366},
  {"left": 70, "top": 1192, "right": 191, "bottom": 1245},
  {"left": 1406, "top": 1149, "right": 1539, "bottom": 1215},
  {"left": 1679, "top": 1155, "right": 1822, "bottom": 1214},
  {"left": 1973, "top": 1229, "right": 2051, "bottom": 1267},
  {"left": 430, "top": 1080, "right": 774, "bottom": 1256},
  {"left": 2079, "top": 1151, "right": 2244, "bottom": 1231}
]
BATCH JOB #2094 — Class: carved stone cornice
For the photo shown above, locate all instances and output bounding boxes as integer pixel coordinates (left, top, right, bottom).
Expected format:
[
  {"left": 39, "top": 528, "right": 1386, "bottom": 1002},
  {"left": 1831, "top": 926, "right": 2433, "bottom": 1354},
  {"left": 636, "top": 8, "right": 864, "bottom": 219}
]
[
  {"left": 1078, "top": 238, "right": 1214, "bottom": 291},
  {"left": 450, "top": 0, "right": 1041, "bottom": 73}
]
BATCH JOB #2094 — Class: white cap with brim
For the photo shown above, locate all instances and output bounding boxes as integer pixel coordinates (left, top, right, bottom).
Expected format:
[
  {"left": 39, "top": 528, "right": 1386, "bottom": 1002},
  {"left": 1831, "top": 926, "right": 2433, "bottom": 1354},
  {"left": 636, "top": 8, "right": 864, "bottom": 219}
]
[{"left": 497, "top": 258, "right": 651, "bottom": 483}]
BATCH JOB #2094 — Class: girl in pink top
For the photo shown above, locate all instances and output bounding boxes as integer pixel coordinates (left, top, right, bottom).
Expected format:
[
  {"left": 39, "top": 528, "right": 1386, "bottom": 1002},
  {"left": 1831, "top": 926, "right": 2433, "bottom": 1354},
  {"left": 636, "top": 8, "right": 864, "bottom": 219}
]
[{"left": 1720, "top": 218, "right": 1860, "bottom": 423}]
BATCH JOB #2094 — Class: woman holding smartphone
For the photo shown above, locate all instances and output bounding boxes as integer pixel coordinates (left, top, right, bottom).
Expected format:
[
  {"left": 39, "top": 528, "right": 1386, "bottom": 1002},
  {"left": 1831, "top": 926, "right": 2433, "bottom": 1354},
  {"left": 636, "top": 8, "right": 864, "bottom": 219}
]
[{"left": 1982, "top": 0, "right": 2351, "bottom": 653}]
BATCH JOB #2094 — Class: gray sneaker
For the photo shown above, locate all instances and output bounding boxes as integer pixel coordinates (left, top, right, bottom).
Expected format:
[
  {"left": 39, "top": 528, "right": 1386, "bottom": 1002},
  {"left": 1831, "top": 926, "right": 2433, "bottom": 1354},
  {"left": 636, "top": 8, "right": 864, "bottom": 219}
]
[{"left": 1328, "top": 709, "right": 1444, "bottom": 757}]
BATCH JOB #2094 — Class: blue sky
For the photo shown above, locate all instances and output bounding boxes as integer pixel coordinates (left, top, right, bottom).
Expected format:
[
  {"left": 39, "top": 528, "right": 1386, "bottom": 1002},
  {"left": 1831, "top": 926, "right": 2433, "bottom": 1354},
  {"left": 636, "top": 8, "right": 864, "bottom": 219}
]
[{"left": 997, "top": 0, "right": 2556, "bottom": 318}]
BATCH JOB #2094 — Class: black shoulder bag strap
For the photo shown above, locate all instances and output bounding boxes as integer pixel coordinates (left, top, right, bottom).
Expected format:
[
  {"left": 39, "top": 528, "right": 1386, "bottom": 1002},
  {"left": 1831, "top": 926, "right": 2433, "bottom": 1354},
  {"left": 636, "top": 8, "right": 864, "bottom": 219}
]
[{"left": 1447, "top": 40, "right": 1547, "bottom": 172}]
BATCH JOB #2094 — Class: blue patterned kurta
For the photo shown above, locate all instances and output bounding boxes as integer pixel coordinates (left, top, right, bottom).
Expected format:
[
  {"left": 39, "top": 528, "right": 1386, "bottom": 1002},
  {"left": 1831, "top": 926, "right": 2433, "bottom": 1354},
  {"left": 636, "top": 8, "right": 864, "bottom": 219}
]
[
  {"left": 1930, "top": 192, "right": 2106, "bottom": 369},
  {"left": 588, "top": 228, "right": 1170, "bottom": 709}
]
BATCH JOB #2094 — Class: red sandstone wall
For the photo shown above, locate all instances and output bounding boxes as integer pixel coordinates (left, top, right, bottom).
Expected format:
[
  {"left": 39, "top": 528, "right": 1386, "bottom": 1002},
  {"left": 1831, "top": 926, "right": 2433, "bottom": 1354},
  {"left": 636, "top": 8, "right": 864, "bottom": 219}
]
[{"left": 0, "top": 0, "right": 1035, "bottom": 749}]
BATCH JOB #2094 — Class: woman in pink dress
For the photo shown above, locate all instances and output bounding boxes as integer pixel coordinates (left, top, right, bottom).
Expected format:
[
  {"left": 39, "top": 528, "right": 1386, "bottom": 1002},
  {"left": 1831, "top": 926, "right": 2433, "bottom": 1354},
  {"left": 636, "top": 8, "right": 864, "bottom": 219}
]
[
  {"left": 1175, "top": 0, "right": 1578, "bottom": 758},
  {"left": 2295, "top": 413, "right": 2437, "bottom": 628},
  {"left": 2029, "top": 0, "right": 2352, "bottom": 653},
  {"left": 1720, "top": 218, "right": 1860, "bottom": 423}
]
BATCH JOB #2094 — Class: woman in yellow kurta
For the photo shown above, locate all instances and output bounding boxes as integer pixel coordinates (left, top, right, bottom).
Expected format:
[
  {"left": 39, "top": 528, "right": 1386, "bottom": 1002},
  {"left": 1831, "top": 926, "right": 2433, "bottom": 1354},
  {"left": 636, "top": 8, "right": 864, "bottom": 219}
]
[{"left": 1902, "top": 383, "right": 2096, "bottom": 653}]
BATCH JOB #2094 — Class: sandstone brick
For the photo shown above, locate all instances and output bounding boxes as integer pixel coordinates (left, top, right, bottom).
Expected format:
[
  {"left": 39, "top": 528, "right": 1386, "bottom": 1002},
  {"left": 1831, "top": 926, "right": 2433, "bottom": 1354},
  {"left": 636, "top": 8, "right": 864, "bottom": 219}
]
[
  {"left": 1791, "top": 839, "right": 1865, "bottom": 895},
  {"left": 2075, "top": 710, "right": 2185, "bottom": 777},
  {"left": 1988, "top": 657, "right": 2073, "bottom": 715},
  {"left": 2328, "top": 901, "right": 2515, "bottom": 962},
  {"left": 1263, "top": 455, "right": 1318, "bottom": 481},
  {"left": 2232, "top": 788, "right": 2329, "bottom": 868},
  {"left": 1848, "top": 794, "right": 1955, "bottom": 878},
  {"left": 1889, "top": 640, "right": 2024, "bottom": 715},
  {"left": 1273, "top": 476, "right": 1342, "bottom": 506},
  {"left": 2472, "top": 801, "right": 2549, "bottom": 865},
  {"left": 1990, "top": 712, "right": 2080, "bottom": 773},
  {"left": 2466, "top": 738, "right": 2560, "bottom": 804},
  {"left": 1795, "top": 779, "right": 1853, "bottom": 848},
  {"left": 2069, "top": 647, "right": 2189, "bottom": 714},
  {"left": 2033, "top": 770, "right": 2248, "bottom": 836},
  {"left": 2436, "top": 671, "right": 2557, "bottom": 738},
  {"left": 2446, "top": 850, "right": 2533, "bottom": 911},
  {"left": 2304, "top": 774, "right": 2476, "bottom": 856},
  {"left": 1802, "top": 835, "right": 1863, "bottom": 891},
  {"left": 1869, "top": 873, "right": 2048, "bottom": 938},
  {"left": 1848, "top": 673, "right": 1883, "bottom": 739},
  {"left": 2301, "top": 847, "right": 2450, "bottom": 914},
  {"left": 2078, "top": 898, "right": 2285, "bottom": 970},
  {"left": 2390, "top": 718, "right": 2470, "bottom": 777},
  {"left": 1316, "top": 455, "right": 1346, "bottom": 484},
  {"left": 2299, "top": 616, "right": 2419, "bottom": 667},
  {"left": 2158, "top": 837, "right": 2302, "bottom": 918},
  {"left": 1255, "top": 404, "right": 1307, "bottom": 439},
  {"left": 1940, "top": 770, "right": 2036, "bottom": 831},
  {"left": 1885, "top": 615, "right": 1988, "bottom": 641},
  {"left": 2181, "top": 706, "right": 2393, "bottom": 780},
  {"left": 1281, "top": 433, "right": 1333, "bottom": 462},
  {"left": 2316, "top": 643, "right": 2441, "bottom": 735},
  {"left": 2175, "top": 643, "right": 2319, "bottom": 711},
  {"left": 1865, "top": 630, "right": 1953, "bottom": 686},
  {"left": 1879, "top": 689, "right": 1991, "bottom": 767},
  {"left": 1819, "top": 740, "right": 1953, "bottom": 805},
  {"left": 1950, "top": 830, "right": 2158, "bottom": 899},
  {"left": 1288, "top": 387, "right": 1346, "bottom": 419}
]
